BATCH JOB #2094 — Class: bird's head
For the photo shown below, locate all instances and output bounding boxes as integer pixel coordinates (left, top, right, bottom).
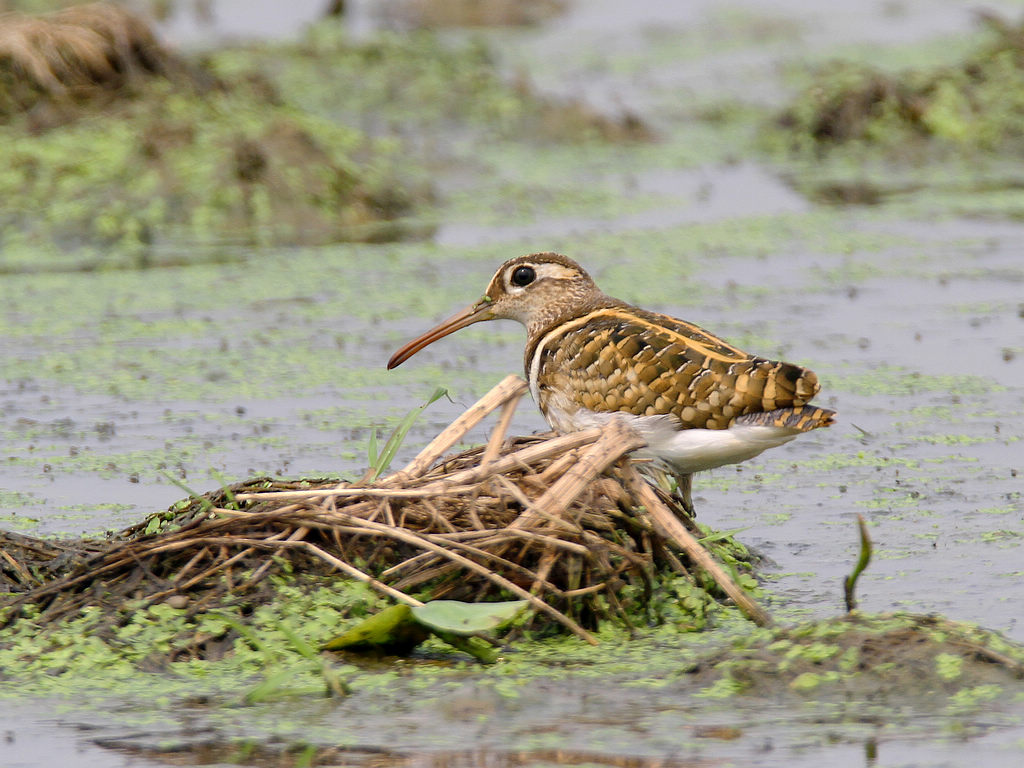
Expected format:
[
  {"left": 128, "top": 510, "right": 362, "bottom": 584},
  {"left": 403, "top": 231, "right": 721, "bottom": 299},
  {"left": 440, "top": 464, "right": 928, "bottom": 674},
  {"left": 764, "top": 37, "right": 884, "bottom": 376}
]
[{"left": 386, "top": 252, "right": 602, "bottom": 369}]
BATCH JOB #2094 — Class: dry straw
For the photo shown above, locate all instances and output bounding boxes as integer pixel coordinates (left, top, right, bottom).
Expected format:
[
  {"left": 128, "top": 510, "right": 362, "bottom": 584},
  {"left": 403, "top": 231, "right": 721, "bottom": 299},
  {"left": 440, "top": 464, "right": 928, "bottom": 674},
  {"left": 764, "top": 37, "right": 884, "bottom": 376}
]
[
  {"left": 0, "top": 375, "right": 770, "bottom": 641},
  {"left": 0, "top": 2, "right": 175, "bottom": 116}
]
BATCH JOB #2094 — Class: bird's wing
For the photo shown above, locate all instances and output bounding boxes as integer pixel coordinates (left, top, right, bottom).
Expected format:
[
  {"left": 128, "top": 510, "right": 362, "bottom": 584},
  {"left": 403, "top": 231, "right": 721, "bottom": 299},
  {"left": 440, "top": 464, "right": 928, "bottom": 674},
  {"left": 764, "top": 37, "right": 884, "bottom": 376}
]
[{"left": 533, "top": 307, "right": 821, "bottom": 430}]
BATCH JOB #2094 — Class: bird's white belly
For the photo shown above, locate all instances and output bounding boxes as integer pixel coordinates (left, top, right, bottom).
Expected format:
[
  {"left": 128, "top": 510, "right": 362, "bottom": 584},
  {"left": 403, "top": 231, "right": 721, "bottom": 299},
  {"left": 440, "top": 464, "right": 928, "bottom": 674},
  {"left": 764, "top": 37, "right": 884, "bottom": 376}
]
[
  {"left": 636, "top": 421, "right": 799, "bottom": 473},
  {"left": 543, "top": 398, "right": 800, "bottom": 473}
]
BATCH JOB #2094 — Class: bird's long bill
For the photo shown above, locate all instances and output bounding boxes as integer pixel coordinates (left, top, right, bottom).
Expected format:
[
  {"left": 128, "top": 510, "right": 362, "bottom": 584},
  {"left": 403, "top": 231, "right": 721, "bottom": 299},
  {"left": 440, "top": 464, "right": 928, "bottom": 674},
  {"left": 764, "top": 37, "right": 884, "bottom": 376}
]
[{"left": 386, "top": 299, "right": 494, "bottom": 369}]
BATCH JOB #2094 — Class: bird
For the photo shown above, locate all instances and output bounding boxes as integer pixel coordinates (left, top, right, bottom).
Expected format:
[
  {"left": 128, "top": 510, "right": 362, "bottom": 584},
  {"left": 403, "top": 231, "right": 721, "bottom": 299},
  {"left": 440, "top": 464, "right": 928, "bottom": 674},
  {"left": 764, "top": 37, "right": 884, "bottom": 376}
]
[{"left": 387, "top": 252, "right": 835, "bottom": 513}]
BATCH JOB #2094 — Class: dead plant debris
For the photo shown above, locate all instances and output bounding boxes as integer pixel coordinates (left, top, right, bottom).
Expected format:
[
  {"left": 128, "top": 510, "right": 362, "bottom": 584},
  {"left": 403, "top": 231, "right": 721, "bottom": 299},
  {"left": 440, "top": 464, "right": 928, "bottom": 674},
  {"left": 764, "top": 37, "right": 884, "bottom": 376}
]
[
  {"left": 99, "top": 739, "right": 698, "bottom": 768},
  {"left": 0, "top": 376, "right": 767, "bottom": 643},
  {"left": 778, "top": 11, "right": 1024, "bottom": 150},
  {"left": 0, "top": 2, "right": 186, "bottom": 120},
  {"left": 375, "top": 0, "right": 569, "bottom": 29}
]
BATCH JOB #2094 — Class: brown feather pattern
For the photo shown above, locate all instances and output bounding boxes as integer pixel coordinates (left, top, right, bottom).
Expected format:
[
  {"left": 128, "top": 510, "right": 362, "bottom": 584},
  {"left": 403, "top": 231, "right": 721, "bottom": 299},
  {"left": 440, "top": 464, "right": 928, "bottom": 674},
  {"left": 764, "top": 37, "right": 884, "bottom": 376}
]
[{"left": 531, "top": 307, "right": 826, "bottom": 432}]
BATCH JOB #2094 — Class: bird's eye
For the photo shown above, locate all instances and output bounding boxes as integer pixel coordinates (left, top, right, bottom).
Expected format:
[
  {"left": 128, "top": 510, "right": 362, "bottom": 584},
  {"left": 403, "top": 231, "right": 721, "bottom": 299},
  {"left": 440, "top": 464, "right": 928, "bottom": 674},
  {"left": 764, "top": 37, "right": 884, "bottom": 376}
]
[{"left": 510, "top": 265, "right": 536, "bottom": 287}]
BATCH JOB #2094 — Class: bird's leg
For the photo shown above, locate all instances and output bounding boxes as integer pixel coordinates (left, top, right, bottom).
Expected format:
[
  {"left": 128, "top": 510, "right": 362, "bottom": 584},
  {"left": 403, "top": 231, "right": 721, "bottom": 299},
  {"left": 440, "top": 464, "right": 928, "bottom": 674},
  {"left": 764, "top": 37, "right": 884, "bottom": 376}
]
[
  {"left": 646, "top": 467, "right": 696, "bottom": 517},
  {"left": 671, "top": 472, "right": 695, "bottom": 517}
]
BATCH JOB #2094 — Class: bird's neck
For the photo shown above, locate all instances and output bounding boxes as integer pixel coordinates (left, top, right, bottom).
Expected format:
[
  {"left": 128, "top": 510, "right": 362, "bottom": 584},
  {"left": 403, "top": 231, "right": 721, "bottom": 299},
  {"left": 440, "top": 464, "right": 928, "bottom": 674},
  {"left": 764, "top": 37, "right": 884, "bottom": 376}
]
[{"left": 522, "top": 292, "right": 626, "bottom": 375}]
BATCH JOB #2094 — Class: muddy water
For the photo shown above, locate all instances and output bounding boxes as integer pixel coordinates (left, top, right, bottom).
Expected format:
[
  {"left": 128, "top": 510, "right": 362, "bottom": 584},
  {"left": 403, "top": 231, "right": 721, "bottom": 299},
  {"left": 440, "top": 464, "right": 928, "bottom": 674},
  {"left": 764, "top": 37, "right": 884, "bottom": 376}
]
[{"left": 2, "top": 1, "right": 1024, "bottom": 767}]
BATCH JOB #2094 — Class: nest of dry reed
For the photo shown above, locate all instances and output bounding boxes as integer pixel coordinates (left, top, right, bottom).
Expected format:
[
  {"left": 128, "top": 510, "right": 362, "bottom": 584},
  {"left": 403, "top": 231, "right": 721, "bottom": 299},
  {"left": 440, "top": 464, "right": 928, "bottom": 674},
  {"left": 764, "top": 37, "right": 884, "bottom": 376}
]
[
  {"left": 0, "top": 2, "right": 182, "bottom": 119},
  {"left": 0, "top": 377, "right": 769, "bottom": 643}
]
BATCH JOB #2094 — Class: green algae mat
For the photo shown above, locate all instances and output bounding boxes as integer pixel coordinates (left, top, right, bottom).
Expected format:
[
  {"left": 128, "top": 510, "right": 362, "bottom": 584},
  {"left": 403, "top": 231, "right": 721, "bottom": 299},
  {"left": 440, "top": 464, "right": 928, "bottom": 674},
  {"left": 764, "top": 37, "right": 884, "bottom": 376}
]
[{"left": 1, "top": 406, "right": 1021, "bottom": 763}]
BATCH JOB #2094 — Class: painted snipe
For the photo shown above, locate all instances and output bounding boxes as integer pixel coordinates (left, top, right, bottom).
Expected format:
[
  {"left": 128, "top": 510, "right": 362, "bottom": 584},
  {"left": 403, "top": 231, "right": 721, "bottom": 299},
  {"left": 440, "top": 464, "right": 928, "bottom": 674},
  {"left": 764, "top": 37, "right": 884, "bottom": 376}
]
[{"left": 387, "top": 253, "right": 835, "bottom": 513}]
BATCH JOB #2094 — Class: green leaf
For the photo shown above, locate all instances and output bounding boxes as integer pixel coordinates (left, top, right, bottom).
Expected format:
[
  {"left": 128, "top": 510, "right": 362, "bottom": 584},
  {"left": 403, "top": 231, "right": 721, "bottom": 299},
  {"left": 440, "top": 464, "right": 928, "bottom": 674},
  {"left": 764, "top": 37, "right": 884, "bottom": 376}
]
[
  {"left": 844, "top": 514, "right": 873, "bottom": 612},
  {"left": 159, "top": 470, "right": 213, "bottom": 514},
  {"left": 369, "top": 386, "right": 449, "bottom": 481},
  {"left": 410, "top": 600, "right": 528, "bottom": 635},
  {"left": 697, "top": 526, "right": 750, "bottom": 544},
  {"left": 243, "top": 669, "right": 295, "bottom": 704},
  {"left": 431, "top": 630, "right": 500, "bottom": 663},
  {"left": 322, "top": 604, "right": 430, "bottom": 654},
  {"left": 367, "top": 427, "right": 378, "bottom": 468},
  {"left": 276, "top": 621, "right": 319, "bottom": 661},
  {"left": 209, "top": 468, "right": 240, "bottom": 511}
]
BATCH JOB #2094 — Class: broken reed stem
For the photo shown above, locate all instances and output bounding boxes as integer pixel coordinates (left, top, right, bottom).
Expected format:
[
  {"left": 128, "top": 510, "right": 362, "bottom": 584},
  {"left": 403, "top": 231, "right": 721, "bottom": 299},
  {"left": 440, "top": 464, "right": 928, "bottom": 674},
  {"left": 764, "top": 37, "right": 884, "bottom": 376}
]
[
  {"left": 241, "top": 526, "right": 310, "bottom": 589},
  {"left": 538, "top": 449, "right": 581, "bottom": 484},
  {"left": 233, "top": 485, "right": 482, "bottom": 502},
  {"left": 511, "top": 420, "right": 646, "bottom": 529},
  {"left": 233, "top": 429, "right": 604, "bottom": 504},
  {"left": 172, "top": 546, "right": 210, "bottom": 583},
  {"left": 431, "top": 428, "right": 601, "bottom": 487},
  {"left": 493, "top": 474, "right": 578, "bottom": 533},
  {"left": 398, "top": 374, "right": 529, "bottom": 479},
  {"left": 1, "top": 549, "right": 35, "bottom": 585},
  {"left": 618, "top": 460, "right": 773, "bottom": 628},
  {"left": 298, "top": 542, "right": 423, "bottom": 607},
  {"left": 480, "top": 389, "right": 523, "bottom": 468}
]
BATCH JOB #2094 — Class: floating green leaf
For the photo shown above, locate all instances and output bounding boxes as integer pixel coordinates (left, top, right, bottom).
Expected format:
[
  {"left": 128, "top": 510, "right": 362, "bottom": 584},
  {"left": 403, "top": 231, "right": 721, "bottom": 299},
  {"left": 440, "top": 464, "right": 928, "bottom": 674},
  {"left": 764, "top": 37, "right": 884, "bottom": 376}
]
[
  {"left": 430, "top": 631, "right": 500, "bottom": 664},
  {"left": 322, "top": 603, "right": 429, "bottom": 654},
  {"left": 411, "top": 600, "right": 528, "bottom": 635},
  {"left": 323, "top": 600, "right": 528, "bottom": 663}
]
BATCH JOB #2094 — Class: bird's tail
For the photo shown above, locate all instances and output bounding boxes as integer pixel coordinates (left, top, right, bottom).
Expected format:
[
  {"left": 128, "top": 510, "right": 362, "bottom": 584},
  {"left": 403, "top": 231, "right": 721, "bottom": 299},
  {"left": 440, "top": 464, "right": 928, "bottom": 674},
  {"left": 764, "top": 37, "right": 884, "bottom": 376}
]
[{"left": 735, "top": 405, "right": 836, "bottom": 432}]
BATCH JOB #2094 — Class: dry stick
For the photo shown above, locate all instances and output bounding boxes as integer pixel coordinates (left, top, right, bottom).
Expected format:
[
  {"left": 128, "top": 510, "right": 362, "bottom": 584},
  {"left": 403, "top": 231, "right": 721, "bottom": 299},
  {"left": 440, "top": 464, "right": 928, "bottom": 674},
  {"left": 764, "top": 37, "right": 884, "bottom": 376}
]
[
  {"left": 382, "top": 498, "right": 396, "bottom": 528},
  {"left": 465, "top": 484, "right": 487, "bottom": 531},
  {"left": 419, "top": 536, "right": 566, "bottom": 596},
  {"left": 0, "top": 549, "right": 35, "bottom": 585},
  {"left": 322, "top": 511, "right": 598, "bottom": 644},
  {"left": 172, "top": 546, "right": 211, "bottom": 584},
  {"left": 392, "top": 562, "right": 460, "bottom": 592},
  {"left": 562, "top": 584, "right": 607, "bottom": 597},
  {"left": 531, "top": 548, "right": 559, "bottom": 596},
  {"left": 537, "top": 449, "right": 581, "bottom": 485},
  {"left": 298, "top": 541, "right": 423, "bottom": 607},
  {"left": 483, "top": 529, "right": 591, "bottom": 556},
  {"left": 479, "top": 389, "right": 524, "bottom": 469},
  {"left": 580, "top": 529, "right": 648, "bottom": 571},
  {"left": 420, "top": 498, "right": 459, "bottom": 534},
  {"left": 233, "top": 429, "right": 604, "bottom": 505},
  {"left": 493, "top": 475, "right": 579, "bottom": 533},
  {"left": 233, "top": 484, "right": 483, "bottom": 502},
  {"left": 618, "top": 461, "right": 772, "bottom": 628},
  {"left": 659, "top": 545, "right": 692, "bottom": 579},
  {"left": 510, "top": 420, "right": 647, "bottom": 530},
  {"left": 378, "top": 550, "right": 440, "bottom": 578},
  {"left": 379, "top": 527, "right": 593, "bottom": 580},
  {"left": 368, "top": 530, "right": 565, "bottom": 598},
  {"left": 173, "top": 528, "right": 292, "bottom": 593},
  {"left": 397, "top": 374, "right": 529, "bottom": 480},
  {"left": 241, "top": 526, "right": 310, "bottom": 588},
  {"left": 423, "top": 428, "right": 602, "bottom": 488}
]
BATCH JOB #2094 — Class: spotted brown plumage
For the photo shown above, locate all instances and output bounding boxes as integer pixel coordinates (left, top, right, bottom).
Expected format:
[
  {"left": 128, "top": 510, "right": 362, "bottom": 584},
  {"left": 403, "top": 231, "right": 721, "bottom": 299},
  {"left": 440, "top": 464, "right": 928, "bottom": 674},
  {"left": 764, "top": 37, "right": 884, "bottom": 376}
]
[
  {"left": 387, "top": 252, "right": 836, "bottom": 513},
  {"left": 528, "top": 306, "right": 824, "bottom": 431}
]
